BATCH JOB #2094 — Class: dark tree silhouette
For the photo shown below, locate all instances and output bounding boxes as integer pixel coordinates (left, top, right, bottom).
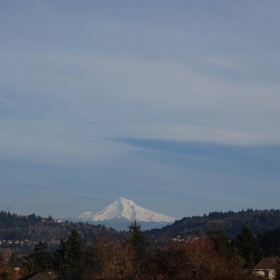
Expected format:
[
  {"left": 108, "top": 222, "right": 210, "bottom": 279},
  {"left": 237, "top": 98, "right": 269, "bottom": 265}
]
[
  {"left": 128, "top": 220, "right": 148, "bottom": 272},
  {"left": 236, "top": 226, "right": 262, "bottom": 270},
  {"left": 54, "top": 229, "right": 84, "bottom": 279}
]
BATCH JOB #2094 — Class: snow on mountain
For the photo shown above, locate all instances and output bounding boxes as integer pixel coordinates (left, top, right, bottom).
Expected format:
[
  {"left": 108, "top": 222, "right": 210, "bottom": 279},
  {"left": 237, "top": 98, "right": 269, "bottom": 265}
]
[{"left": 75, "top": 197, "right": 176, "bottom": 223}]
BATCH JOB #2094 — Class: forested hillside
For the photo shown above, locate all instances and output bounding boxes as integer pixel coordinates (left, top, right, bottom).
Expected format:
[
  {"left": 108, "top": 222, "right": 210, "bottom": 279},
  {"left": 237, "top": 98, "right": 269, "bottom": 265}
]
[
  {"left": 0, "top": 221, "right": 265, "bottom": 280},
  {"left": 146, "top": 209, "right": 280, "bottom": 239},
  {"left": 2, "top": 210, "right": 280, "bottom": 279},
  {"left": 0, "top": 211, "right": 117, "bottom": 245},
  {"left": 2, "top": 209, "right": 280, "bottom": 244}
]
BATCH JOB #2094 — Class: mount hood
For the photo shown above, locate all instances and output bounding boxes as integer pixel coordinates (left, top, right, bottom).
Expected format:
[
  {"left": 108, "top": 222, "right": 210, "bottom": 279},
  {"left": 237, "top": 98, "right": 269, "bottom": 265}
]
[{"left": 74, "top": 197, "right": 176, "bottom": 226}]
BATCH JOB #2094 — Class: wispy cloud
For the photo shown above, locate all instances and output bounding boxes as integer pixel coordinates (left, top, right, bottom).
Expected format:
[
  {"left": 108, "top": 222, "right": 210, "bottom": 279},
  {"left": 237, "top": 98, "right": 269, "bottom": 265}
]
[
  {"left": 0, "top": 0, "right": 280, "bottom": 218},
  {"left": 114, "top": 138, "right": 280, "bottom": 181}
]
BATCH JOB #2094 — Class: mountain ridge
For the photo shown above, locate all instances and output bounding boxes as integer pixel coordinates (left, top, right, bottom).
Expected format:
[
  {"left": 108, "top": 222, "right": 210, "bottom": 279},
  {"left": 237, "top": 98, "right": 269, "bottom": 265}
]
[
  {"left": 146, "top": 209, "right": 280, "bottom": 239},
  {"left": 74, "top": 197, "right": 176, "bottom": 224}
]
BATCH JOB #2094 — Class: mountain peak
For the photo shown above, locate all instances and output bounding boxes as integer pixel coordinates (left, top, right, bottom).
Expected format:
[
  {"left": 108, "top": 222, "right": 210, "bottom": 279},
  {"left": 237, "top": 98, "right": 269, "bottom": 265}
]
[
  {"left": 117, "top": 197, "right": 134, "bottom": 204},
  {"left": 75, "top": 197, "right": 176, "bottom": 223},
  {"left": 119, "top": 197, "right": 128, "bottom": 201}
]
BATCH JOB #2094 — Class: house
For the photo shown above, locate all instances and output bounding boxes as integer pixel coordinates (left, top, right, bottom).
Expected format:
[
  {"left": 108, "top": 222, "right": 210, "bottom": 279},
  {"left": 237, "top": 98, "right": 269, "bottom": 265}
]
[{"left": 253, "top": 257, "right": 278, "bottom": 280}]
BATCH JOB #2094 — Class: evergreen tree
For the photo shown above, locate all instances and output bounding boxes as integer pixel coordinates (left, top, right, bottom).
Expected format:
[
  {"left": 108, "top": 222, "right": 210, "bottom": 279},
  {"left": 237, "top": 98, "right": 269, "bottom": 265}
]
[
  {"left": 65, "top": 229, "right": 84, "bottom": 278},
  {"left": 30, "top": 241, "right": 52, "bottom": 272},
  {"left": 236, "top": 226, "right": 262, "bottom": 270},
  {"left": 53, "top": 239, "right": 69, "bottom": 279},
  {"left": 207, "top": 228, "right": 232, "bottom": 257},
  {"left": 54, "top": 229, "right": 84, "bottom": 279},
  {"left": 207, "top": 228, "right": 245, "bottom": 271},
  {"left": 128, "top": 220, "right": 148, "bottom": 271}
]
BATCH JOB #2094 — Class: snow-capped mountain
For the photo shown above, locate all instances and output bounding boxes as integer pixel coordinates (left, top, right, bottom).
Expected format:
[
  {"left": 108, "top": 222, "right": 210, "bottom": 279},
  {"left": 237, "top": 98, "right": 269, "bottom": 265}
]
[{"left": 74, "top": 197, "right": 176, "bottom": 228}]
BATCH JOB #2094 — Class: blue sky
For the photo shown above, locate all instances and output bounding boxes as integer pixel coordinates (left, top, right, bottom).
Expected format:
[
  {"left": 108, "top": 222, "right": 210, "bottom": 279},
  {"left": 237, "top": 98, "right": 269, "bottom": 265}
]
[{"left": 0, "top": 0, "right": 280, "bottom": 219}]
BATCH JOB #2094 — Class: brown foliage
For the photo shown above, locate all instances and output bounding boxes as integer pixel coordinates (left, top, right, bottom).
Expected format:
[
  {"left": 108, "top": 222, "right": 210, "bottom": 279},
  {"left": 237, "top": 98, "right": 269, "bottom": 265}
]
[
  {"left": 88, "top": 236, "right": 136, "bottom": 279},
  {"left": 151, "top": 237, "right": 257, "bottom": 280}
]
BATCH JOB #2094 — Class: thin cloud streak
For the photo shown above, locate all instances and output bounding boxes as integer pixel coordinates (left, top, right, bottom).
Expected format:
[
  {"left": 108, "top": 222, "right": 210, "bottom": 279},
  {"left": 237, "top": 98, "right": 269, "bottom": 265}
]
[
  {"left": 0, "top": 1, "right": 279, "bottom": 218},
  {"left": 114, "top": 138, "right": 280, "bottom": 181}
]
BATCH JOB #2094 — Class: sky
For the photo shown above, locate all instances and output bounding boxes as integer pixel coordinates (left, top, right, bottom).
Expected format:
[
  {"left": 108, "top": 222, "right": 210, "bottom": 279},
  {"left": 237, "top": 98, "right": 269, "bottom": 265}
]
[{"left": 0, "top": 0, "right": 280, "bottom": 219}]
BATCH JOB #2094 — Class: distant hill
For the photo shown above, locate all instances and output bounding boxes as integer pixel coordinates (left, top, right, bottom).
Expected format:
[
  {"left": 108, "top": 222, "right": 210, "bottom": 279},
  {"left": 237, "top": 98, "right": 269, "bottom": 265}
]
[
  {"left": 2, "top": 208, "right": 280, "bottom": 249},
  {"left": 145, "top": 209, "right": 280, "bottom": 239},
  {"left": 0, "top": 211, "right": 117, "bottom": 246}
]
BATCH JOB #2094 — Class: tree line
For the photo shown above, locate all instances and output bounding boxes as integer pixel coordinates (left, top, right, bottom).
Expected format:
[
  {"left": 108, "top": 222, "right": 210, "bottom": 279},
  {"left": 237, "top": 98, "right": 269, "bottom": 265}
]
[
  {"left": 0, "top": 211, "right": 116, "bottom": 246},
  {"left": 2, "top": 221, "right": 278, "bottom": 280},
  {"left": 147, "top": 208, "right": 280, "bottom": 239}
]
